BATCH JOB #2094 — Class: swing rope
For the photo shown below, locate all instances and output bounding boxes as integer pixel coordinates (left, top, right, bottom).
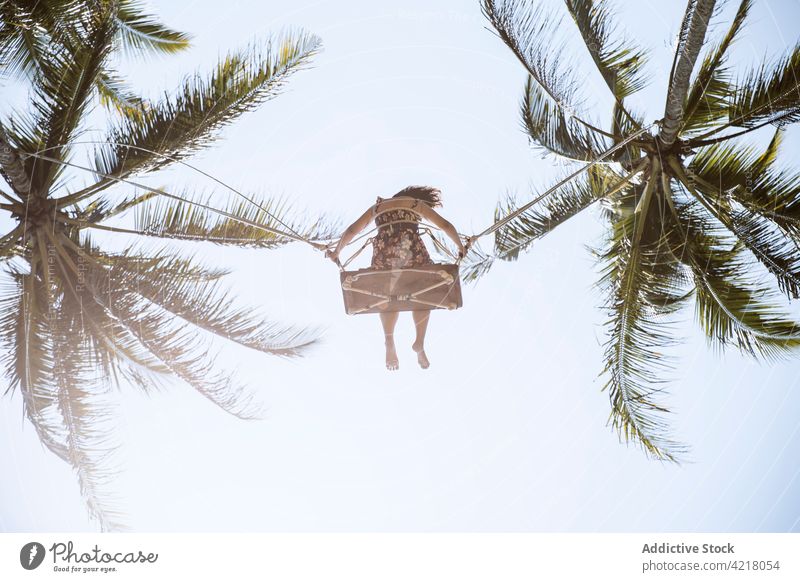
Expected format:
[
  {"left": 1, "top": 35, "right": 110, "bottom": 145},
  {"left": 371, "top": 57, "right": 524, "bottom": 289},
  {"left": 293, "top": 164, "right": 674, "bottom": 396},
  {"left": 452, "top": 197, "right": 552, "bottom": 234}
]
[
  {"left": 468, "top": 121, "right": 656, "bottom": 243},
  {"left": 33, "top": 140, "right": 310, "bottom": 243},
  {"left": 22, "top": 150, "right": 331, "bottom": 251},
  {"left": 21, "top": 121, "right": 657, "bottom": 265}
]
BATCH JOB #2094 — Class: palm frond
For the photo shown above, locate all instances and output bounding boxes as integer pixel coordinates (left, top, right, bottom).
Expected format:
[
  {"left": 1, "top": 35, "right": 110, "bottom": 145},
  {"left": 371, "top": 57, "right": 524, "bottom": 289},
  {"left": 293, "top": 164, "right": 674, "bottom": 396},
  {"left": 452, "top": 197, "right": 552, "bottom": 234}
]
[
  {"left": 675, "top": 138, "right": 800, "bottom": 299},
  {"left": 689, "top": 130, "right": 800, "bottom": 235},
  {"left": 481, "top": 0, "right": 612, "bottom": 140},
  {"left": 115, "top": 0, "right": 191, "bottom": 56},
  {"left": 110, "top": 290, "right": 264, "bottom": 420},
  {"left": 111, "top": 253, "right": 320, "bottom": 358},
  {"left": 27, "top": 5, "right": 117, "bottom": 193},
  {"left": 77, "top": 189, "right": 160, "bottom": 222},
  {"left": 459, "top": 242, "right": 495, "bottom": 283},
  {"left": 683, "top": 172, "right": 800, "bottom": 299},
  {"left": 563, "top": 0, "right": 649, "bottom": 100},
  {"left": 495, "top": 168, "right": 600, "bottom": 260},
  {"left": 1, "top": 264, "right": 125, "bottom": 531},
  {"left": 93, "top": 32, "right": 321, "bottom": 180},
  {"left": 49, "top": 237, "right": 269, "bottom": 419},
  {"left": 1, "top": 265, "right": 67, "bottom": 458},
  {"left": 675, "top": 198, "right": 800, "bottom": 358},
  {"left": 732, "top": 174, "right": 800, "bottom": 236},
  {"left": 597, "top": 169, "right": 689, "bottom": 461},
  {"left": 0, "top": 225, "right": 25, "bottom": 260},
  {"left": 48, "top": 234, "right": 174, "bottom": 389},
  {"left": 96, "top": 69, "right": 147, "bottom": 117},
  {"left": 611, "top": 102, "right": 646, "bottom": 166},
  {"left": 520, "top": 76, "right": 611, "bottom": 161},
  {"left": 726, "top": 43, "right": 800, "bottom": 129},
  {"left": 50, "top": 298, "right": 126, "bottom": 532},
  {"left": 496, "top": 161, "right": 647, "bottom": 261},
  {"left": 0, "top": 0, "right": 82, "bottom": 78},
  {"left": 128, "top": 191, "right": 333, "bottom": 247},
  {"left": 688, "top": 137, "right": 761, "bottom": 192},
  {"left": 727, "top": 208, "right": 800, "bottom": 298}
]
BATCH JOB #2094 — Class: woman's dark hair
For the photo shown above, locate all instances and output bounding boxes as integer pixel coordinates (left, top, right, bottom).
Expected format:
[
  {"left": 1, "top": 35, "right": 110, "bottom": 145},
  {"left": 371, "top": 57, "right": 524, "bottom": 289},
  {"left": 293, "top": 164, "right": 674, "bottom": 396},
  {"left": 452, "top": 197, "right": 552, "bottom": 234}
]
[{"left": 392, "top": 185, "right": 442, "bottom": 208}]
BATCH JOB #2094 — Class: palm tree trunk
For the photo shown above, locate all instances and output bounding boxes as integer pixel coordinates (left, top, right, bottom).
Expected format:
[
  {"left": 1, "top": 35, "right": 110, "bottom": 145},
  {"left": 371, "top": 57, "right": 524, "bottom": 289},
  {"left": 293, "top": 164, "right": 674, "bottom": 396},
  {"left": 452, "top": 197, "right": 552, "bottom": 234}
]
[
  {"left": 0, "top": 127, "right": 31, "bottom": 196},
  {"left": 659, "top": 0, "right": 716, "bottom": 148}
]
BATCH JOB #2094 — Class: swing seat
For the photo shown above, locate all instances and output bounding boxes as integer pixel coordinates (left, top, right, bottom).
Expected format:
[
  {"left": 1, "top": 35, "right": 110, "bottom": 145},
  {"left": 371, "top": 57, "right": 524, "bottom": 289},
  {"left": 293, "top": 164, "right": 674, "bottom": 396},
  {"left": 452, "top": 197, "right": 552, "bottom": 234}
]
[{"left": 340, "top": 263, "right": 463, "bottom": 315}]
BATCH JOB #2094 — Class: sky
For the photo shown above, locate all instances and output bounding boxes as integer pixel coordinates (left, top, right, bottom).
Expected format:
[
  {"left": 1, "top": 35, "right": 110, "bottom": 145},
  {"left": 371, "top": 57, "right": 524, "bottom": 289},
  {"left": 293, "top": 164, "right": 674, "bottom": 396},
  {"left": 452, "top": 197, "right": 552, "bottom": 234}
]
[{"left": 3, "top": 0, "right": 800, "bottom": 532}]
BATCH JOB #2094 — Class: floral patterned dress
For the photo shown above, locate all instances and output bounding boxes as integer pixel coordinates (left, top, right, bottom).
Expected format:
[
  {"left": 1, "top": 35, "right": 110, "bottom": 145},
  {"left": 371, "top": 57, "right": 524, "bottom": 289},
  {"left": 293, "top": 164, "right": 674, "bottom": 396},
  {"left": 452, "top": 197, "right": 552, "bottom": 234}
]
[{"left": 371, "top": 197, "right": 433, "bottom": 270}]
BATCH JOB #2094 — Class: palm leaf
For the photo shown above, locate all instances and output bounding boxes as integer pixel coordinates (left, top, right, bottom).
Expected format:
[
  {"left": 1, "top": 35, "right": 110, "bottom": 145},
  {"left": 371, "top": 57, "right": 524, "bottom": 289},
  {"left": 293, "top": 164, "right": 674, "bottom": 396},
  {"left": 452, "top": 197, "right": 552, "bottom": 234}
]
[
  {"left": 676, "top": 139, "right": 800, "bottom": 299},
  {"left": 726, "top": 43, "right": 800, "bottom": 129},
  {"left": 481, "top": 0, "right": 612, "bottom": 140},
  {"left": 726, "top": 208, "right": 800, "bottom": 298},
  {"left": 109, "top": 290, "right": 264, "bottom": 420},
  {"left": 686, "top": 173, "right": 800, "bottom": 299},
  {"left": 0, "top": 0, "right": 82, "bottom": 78},
  {"left": 496, "top": 161, "right": 646, "bottom": 260},
  {"left": 50, "top": 236, "right": 261, "bottom": 418},
  {"left": 459, "top": 242, "right": 495, "bottom": 283},
  {"left": 115, "top": 0, "right": 191, "bottom": 56},
  {"left": 93, "top": 33, "right": 321, "bottom": 180},
  {"left": 128, "top": 191, "right": 331, "bottom": 248},
  {"left": 563, "top": 0, "right": 649, "bottom": 100},
  {"left": 50, "top": 297, "right": 126, "bottom": 532},
  {"left": 496, "top": 168, "right": 598, "bottom": 260},
  {"left": 26, "top": 5, "right": 117, "bottom": 193},
  {"left": 0, "top": 124, "right": 33, "bottom": 196},
  {"left": 611, "top": 102, "right": 646, "bottom": 166},
  {"left": 674, "top": 197, "right": 800, "bottom": 357},
  {"left": 520, "top": 76, "right": 610, "bottom": 161},
  {"left": 48, "top": 233, "right": 174, "bottom": 389},
  {"left": 688, "top": 138, "right": 761, "bottom": 192},
  {"left": 597, "top": 167, "right": 689, "bottom": 461},
  {"left": 1, "top": 263, "right": 124, "bottom": 531},
  {"left": 689, "top": 130, "right": 800, "bottom": 236},
  {"left": 1, "top": 265, "right": 67, "bottom": 459},
  {"left": 96, "top": 69, "right": 147, "bottom": 117},
  {"left": 111, "top": 253, "right": 320, "bottom": 358}
]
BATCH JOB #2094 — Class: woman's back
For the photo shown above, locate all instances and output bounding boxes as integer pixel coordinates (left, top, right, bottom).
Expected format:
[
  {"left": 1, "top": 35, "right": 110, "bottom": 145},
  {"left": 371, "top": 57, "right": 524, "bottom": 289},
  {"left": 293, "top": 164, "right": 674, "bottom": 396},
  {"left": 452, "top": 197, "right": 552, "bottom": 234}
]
[
  {"left": 374, "top": 197, "right": 422, "bottom": 230},
  {"left": 371, "top": 197, "right": 431, "bottom": 270}
]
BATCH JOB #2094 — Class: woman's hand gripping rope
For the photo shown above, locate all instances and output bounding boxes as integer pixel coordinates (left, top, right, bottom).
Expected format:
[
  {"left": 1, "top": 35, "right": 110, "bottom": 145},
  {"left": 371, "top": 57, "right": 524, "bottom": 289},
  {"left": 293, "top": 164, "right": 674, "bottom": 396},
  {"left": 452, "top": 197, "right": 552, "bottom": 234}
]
[
  {"left": 458, "top": 235, "right": 474, "bottom": 261},
  {"left": 325, "top": 242, "right": 342, "bottom": 267}
]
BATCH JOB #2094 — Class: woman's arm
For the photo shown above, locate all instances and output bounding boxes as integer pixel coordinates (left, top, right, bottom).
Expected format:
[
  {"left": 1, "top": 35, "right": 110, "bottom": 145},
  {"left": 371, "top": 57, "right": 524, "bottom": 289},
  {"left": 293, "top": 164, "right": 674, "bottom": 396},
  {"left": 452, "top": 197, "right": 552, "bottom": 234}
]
[
  {"left": 327, "top": 207, "right": 375, "bottom": 263},
  {"left": 417, "top": 205, "right": 466, "bottom": 257}
]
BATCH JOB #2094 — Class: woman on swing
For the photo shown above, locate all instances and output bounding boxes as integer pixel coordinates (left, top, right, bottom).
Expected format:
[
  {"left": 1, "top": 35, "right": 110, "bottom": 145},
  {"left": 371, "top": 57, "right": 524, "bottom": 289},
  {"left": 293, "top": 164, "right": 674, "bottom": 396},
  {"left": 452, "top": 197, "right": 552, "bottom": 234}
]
[{"left": 327, "top": 186, "right": 466, "bottom": 370}]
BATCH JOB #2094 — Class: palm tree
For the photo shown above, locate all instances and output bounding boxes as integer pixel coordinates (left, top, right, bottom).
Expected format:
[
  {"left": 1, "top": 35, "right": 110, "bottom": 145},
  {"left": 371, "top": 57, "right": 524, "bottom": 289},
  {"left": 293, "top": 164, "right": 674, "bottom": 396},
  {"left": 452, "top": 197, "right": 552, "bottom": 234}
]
[
  {"left": 479, "top": 0, "right": 800, "bottom": 461},
  {"left": 0, "top": 4, "right": 323, "bottom": 529}
]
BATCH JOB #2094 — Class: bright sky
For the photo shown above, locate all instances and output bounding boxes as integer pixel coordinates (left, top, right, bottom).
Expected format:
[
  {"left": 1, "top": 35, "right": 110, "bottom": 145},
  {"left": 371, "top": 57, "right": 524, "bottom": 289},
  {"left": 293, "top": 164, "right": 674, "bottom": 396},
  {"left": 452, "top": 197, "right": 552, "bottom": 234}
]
[{"left": 3, "top": 0, "right": 800, "bottom": 532}]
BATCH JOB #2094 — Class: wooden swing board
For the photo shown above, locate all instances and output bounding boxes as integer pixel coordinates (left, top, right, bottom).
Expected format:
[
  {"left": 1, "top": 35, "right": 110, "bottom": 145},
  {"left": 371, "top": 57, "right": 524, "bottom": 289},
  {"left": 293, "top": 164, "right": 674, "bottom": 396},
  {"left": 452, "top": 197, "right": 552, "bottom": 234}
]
[{"left": 340, "top": 263, "right": 463, "bottom": 315}]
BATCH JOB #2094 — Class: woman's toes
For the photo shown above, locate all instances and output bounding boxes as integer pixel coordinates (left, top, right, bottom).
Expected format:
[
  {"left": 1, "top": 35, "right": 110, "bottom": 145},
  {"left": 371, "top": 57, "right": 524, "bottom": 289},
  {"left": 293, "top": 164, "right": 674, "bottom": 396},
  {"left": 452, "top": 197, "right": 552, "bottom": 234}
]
[{"left": 386, "top": 345, "right": 399, "bottom": 371}]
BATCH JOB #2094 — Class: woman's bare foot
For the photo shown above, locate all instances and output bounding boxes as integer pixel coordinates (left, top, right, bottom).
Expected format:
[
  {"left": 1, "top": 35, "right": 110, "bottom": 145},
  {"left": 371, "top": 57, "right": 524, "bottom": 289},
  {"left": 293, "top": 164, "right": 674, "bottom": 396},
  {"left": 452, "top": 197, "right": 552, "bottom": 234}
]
[
  {"left": 385, "top": 341, "right": 399, "bottom": 371},
  {"left": 412, "top": 341, "right": 430, "bottom": 369}
]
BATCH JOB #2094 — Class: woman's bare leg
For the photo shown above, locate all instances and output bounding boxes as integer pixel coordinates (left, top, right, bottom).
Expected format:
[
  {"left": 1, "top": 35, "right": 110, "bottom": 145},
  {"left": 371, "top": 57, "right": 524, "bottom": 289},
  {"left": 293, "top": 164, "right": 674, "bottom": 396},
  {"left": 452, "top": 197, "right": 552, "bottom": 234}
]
[
  {"left": 380, "top": 312, "right": 400, "bottom": 370},
  {"left": 411, "top": 311, "right": 431, "bottom": 369}
]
